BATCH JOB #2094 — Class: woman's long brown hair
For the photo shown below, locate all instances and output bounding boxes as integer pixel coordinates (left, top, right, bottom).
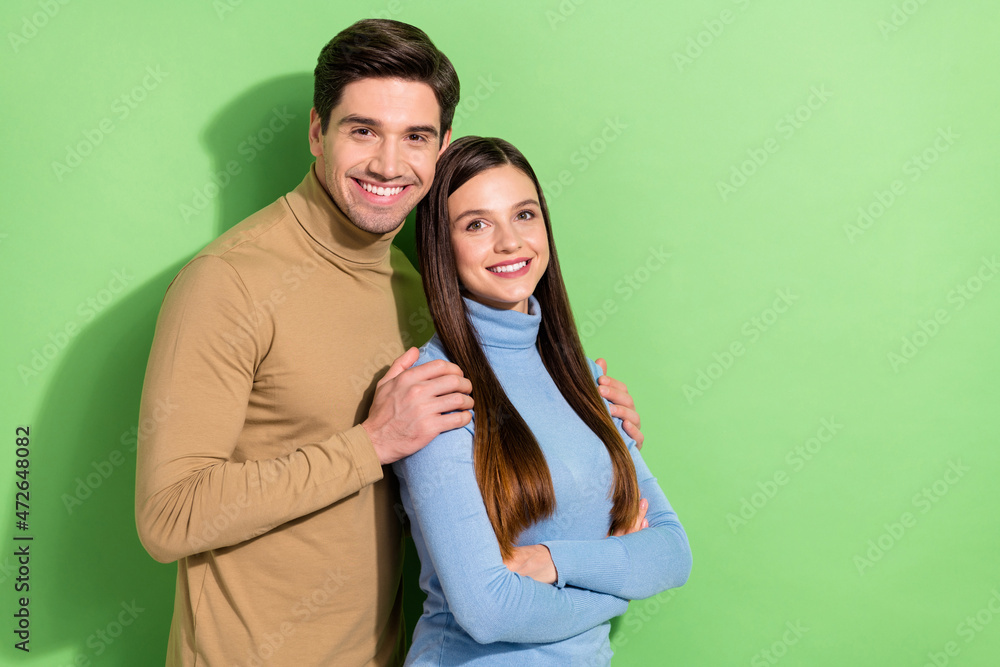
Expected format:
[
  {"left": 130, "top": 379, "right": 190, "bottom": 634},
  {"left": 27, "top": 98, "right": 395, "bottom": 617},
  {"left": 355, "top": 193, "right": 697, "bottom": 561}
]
[{"left": 416, "top": 136, "right": 640, "bottom": 558}]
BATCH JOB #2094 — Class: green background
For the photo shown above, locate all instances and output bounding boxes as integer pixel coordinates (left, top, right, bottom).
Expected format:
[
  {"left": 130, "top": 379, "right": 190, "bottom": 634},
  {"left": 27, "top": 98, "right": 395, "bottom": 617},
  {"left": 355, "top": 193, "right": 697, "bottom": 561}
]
[{"left": 2, "top": 0, "right": 999, "bottom": 665}]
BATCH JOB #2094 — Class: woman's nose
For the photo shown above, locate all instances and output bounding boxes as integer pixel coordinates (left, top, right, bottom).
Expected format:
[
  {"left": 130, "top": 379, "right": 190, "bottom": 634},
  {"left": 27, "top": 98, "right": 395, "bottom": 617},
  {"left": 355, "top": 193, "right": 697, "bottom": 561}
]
[{"left": 494, "top": 223, "right": 522, "bottom": 251}]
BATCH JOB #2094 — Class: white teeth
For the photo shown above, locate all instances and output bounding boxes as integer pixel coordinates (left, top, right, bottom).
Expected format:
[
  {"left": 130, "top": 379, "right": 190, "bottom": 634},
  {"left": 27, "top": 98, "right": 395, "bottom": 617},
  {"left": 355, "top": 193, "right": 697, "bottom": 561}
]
[
  {"left": 360, "top": 181, "right": 403, "bottom": 196},
  {"left": 488, "top": 260, "right": 528, "bottom": 274}
]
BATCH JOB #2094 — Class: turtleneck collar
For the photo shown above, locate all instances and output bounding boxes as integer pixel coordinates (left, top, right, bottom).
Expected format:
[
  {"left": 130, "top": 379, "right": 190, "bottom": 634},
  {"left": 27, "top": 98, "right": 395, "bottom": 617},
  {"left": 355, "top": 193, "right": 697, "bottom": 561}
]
[
  {"left": 464, "top": 295, "right": 541, "bottom": 350},
  {"left": 285, "top": 162, "right": 403, "bottom": 265}
]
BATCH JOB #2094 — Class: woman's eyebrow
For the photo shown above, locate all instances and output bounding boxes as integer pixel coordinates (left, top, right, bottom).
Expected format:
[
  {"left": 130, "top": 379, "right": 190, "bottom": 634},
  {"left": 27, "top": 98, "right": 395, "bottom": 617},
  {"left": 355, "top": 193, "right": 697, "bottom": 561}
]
[
  {"left": 453, "top": 199, "right": 540, "bottom": 222},
  {"left": 454, "top": 207, "right": 492, "bottom": 221},
  {"left": 511, "top": 198, "right": 540, "bottom": 209}
]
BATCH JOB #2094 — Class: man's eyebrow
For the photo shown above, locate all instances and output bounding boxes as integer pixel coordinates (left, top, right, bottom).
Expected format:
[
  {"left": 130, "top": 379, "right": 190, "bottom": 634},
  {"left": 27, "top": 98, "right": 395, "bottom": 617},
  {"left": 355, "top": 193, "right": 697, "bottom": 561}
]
[
  {"left": 338, "top": 115, "right": 439, "bottom": 138},
  {"left": 338, "top": 114, "right": 382, "bottom": 129},
  {"left": 454, "top": 199, "right": 540, "bottom": 221},
  {"left": 406, "top": 124, "right": 440, "bottom": 139}
]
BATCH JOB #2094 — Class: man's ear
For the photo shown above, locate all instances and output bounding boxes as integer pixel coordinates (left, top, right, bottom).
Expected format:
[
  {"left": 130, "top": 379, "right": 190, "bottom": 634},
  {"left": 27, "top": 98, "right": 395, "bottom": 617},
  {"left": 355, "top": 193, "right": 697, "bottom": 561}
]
[
  {"left": 308, "top": 108, "right": 325, "bottom": 158},
  {"left": 438, "top": 127, "right": 452, "bottom": 155}
]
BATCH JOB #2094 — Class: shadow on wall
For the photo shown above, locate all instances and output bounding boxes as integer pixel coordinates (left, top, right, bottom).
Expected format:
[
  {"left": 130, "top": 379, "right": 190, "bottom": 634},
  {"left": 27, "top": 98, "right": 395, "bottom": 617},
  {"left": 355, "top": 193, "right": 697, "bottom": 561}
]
[
  {"left": 32, "top": 73, "right": 362, "bottom": 665},
  {"left": 202, "top": 74, "right": 315, "bottom": 239},
  {"left": 32, "top": 261, "right": 183, "bottom": 666}
]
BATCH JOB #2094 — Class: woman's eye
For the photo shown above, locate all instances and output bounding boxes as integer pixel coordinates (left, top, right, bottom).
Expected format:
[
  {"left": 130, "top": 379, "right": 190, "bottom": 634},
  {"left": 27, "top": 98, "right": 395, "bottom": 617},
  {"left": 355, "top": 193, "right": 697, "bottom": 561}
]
[
  {"left": 516, "top": 210, "right": 535, "bottom": 220},
  {"left": 467, "top": 220, "right": 484, "bottom": 231}
]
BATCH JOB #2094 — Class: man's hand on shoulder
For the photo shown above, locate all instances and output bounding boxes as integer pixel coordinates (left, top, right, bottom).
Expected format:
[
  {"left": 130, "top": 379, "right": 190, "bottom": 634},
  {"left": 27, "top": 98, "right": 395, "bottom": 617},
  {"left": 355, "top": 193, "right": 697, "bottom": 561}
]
[
  {"left": 363, "top": 347, "right": 474, "bottom": 464},
  {"left": 595, "top": 358, "right": 644, "bottom": 449}
]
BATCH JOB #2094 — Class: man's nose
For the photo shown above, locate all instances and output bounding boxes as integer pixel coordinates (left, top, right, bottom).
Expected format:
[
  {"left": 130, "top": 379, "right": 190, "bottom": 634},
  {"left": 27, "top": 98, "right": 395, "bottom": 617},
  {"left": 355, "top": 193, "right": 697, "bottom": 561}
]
[{"left": 369, "top": 140, "right": 402, "bottom": 180}]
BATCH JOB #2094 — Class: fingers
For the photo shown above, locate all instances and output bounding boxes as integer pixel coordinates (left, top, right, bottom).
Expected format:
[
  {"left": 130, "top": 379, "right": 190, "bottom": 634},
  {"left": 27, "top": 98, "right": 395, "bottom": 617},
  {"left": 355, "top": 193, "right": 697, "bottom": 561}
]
[
  {"left": 378, "top": 347, "right": 420, "bottom": 386},
  {"left": 424, "top": 392, "right": 475, "bottom": 417},
  {"left": 632, "top": 498, "right": 649, "bottom": 533},
  {"left": 608, "top": 402, "right": 640, "bottom": 428},
  {"left": 414, "top": 372, "right": 473, "bottom": 402},
  {"left": 595, "top": 357, "right": 608, "bottom": 375},
  {"left": 599, "top": 380, "right": 635, "bottom": 411},
  {"left": 597, "top": 372, "right": 626, "bottom": 392},
  {"left": 611, "top": 498, "right": 650, "bottom": 537},
  {"left": 597, "top": 369, "right": 644, "bottom": 447},
  {"left": 621, "top": 419, "right": 644, "bottom": 450},
  {"left": 427, "top": 406, "right": 473, "bottom": 434},
  {"left": 400, "top": 358, "right": 470, "bottom": 385},
  {"left": 380, "top": 359, "right": 473, "bottom": 403}
]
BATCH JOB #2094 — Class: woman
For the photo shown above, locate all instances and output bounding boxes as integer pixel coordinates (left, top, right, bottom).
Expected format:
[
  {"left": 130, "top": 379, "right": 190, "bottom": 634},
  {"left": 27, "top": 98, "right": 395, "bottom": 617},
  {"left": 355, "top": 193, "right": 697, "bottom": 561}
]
[{"left": 392, "top": 136, "right": 691, "bottom": 665}]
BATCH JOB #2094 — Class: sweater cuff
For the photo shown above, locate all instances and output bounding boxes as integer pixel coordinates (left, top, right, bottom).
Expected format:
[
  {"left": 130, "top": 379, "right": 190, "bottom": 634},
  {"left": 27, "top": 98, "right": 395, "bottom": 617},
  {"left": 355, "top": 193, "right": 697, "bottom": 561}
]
[
  {"left": 542, "top": 538, "right": 629, "bottom": 595},
  {"left": 337, "top": 424, "right": 384, "bottom": 489}
]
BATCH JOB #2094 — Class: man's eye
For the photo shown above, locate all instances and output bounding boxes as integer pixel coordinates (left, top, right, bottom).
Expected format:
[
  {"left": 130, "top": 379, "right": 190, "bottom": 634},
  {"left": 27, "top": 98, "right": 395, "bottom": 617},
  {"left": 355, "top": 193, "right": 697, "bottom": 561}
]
[
  {"left": 408, "top": 134, "right": 427, "bottom": 142},
  {"left": 353, "top": 128, "right": 372, "bottom": 136}
]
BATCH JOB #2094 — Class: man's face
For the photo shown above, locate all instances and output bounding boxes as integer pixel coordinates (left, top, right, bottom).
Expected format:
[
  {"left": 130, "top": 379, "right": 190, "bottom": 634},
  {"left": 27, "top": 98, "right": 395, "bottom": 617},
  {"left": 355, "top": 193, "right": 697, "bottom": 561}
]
[{"left": 309, "top": 77, "right": 451, "bottom": 234}]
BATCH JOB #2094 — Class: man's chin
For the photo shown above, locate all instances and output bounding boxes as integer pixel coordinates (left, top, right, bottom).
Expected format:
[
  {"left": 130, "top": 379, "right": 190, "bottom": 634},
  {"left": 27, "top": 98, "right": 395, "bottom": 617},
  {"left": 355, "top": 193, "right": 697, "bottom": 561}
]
[{"left": 346, "top": 208, "right": 408, "bottom": 235}]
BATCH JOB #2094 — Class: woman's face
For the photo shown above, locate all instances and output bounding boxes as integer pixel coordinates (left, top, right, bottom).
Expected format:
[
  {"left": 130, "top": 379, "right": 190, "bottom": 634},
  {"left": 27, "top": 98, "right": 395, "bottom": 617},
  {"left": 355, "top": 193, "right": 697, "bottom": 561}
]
[{"left": 448, "top": 165, "right": 550, "bottom": 314}]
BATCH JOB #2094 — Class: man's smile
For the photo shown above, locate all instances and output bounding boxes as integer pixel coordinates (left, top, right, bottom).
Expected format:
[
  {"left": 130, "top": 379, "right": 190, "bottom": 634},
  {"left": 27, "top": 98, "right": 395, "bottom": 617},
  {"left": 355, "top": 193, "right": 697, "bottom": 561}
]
[{"left": 352, "top": 177, "right": 411, "bottom": 204}]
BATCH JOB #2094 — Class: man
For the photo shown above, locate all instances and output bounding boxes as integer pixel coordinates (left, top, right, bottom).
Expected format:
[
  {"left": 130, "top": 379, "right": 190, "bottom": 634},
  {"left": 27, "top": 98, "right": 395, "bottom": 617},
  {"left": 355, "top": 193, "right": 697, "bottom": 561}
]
[{"left": 136, "top": 19, "right": 643, "bottom": 666}]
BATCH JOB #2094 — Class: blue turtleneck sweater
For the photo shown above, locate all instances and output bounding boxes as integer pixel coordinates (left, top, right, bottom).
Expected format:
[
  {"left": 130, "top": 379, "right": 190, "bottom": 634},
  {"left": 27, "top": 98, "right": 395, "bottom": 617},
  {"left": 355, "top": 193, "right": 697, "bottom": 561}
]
[{"left": 393, "top": 296, "right": 691, "bottom": 666}]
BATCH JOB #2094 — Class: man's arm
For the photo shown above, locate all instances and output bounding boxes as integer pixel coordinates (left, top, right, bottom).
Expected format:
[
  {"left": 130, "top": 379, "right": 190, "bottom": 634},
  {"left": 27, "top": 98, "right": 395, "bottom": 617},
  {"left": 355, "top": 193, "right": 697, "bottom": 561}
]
[{"left": 135, "top": 256, "right": 471, "bottom": 563}]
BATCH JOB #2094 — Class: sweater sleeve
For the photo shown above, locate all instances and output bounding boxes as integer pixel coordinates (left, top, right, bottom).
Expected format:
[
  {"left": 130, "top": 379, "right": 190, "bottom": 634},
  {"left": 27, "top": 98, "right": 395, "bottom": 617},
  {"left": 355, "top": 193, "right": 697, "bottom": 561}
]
[
  {"left": 135, "top": 256, "right": 384, "bottom": 563},
  {"left": 540, "top": 360, "right": 692, "bottom": 600},
  {"left": 393, "top": 420, "right": 628, "bottom": 645}
]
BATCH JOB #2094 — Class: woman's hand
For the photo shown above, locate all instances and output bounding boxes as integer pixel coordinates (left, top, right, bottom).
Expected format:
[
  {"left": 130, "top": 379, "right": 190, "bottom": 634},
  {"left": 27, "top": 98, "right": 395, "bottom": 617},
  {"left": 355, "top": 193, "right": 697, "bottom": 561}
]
[
  {"left": 611, "top": 498, "right": 649, "bottom": 537},
  {"left": 595, "top": 358, "right": 644, "bottom": 449},
  {"left": 503, "top": 545, "right": 557, "bottom": 585}
]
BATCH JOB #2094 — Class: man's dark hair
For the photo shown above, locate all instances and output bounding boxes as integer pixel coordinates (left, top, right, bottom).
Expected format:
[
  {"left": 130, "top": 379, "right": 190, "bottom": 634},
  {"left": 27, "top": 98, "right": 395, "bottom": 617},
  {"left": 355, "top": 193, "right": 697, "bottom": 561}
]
[{"left": 313, "top": 19, "right": 460, "bottom": 138}]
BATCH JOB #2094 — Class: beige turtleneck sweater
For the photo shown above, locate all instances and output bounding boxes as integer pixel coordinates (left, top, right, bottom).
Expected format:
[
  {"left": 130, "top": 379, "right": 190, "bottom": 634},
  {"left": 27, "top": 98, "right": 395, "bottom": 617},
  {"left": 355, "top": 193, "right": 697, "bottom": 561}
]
[{"left": 135, "top": 164, "right": 430, "bottom": 666}]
